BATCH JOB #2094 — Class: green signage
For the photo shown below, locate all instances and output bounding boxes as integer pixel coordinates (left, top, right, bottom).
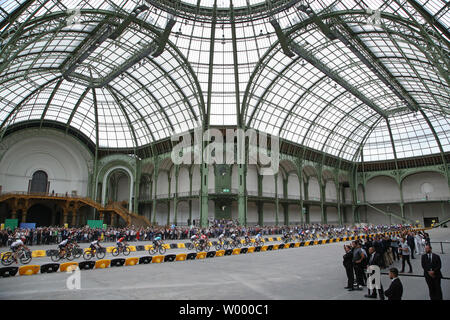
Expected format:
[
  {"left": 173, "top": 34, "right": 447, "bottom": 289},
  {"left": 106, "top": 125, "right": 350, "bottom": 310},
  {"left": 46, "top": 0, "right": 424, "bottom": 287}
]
[
  {"left": 4, "top": 219, "right": 18, "bottom": 230},
  {"left": 87, "top": 220, "right": 104, "bottom": 229},
  {"left": 223, "top": 188, "right": 230, "bottom": 193}
]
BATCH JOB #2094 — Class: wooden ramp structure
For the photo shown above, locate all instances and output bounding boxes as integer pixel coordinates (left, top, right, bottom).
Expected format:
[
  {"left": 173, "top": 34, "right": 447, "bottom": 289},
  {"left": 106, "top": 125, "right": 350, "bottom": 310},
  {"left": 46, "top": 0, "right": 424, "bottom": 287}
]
[{"left": 0, "top": 192, "right": 151, "bottom": 227}]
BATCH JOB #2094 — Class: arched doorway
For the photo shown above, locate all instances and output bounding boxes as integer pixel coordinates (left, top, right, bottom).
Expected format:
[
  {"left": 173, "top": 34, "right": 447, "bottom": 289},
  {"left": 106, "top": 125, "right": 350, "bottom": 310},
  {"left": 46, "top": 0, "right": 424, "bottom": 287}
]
[
  {"left": 27, "top": 204, "right": 52, "bottom": 227},
  {"left": 29, "top": 170, "right": 49, "bottom": 193},
  {"left": 106, "top": 169, "right": 131, "bottom": 209}
]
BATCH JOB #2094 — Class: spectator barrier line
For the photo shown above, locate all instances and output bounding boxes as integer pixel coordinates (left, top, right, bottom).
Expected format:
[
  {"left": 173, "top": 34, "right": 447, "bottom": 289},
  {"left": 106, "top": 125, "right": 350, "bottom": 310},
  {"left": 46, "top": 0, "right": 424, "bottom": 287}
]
[{"left": 0, "top": 229, "right": 426, "bottom": 279}]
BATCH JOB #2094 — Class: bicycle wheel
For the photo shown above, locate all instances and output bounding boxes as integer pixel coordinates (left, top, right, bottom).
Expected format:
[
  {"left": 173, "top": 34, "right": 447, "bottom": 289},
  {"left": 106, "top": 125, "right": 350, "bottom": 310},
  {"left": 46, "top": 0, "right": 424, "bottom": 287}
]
[
  {"left": 111, "top": 248, "right": 119, "bottom": 257},
  {"left": 205, "top": 244, "right": 210, "bottom": 251},
  {"left": 96, "top": 250, "right": 106, "bottom": 259},
  {"left": 50, "top": 252, "right": 62, "bottom": 262},
  {"left": 83, "top": 251, "right": 93, "bottom": 260},
  {"left": 195, "top": 244, "right": 202, "bottom": 252},
  {"left": 159, "top": 246, "right": 166, "bottom": 255},
  {"left": 215, "top": 244, "right": 222, "bottom": 251},
  {"left": 149, "top": 247, "right": 157, "bottom": 255},
  {"left": 186, "top": 243, "right": 194, "bottom": 250},
  {"left": 1, "top": 252, "right": 13, "bottom": 266},
  {"left": 20, "top": 251, "right": 32, "bottom": 265},
  {"left": 65, "top": 251, "right": 74, "bottom": 261},
  {"left": 123, "top": 247, "right": 131, "bottom": 256},
  {"left": 73, "top": 248, "right": 82, "bottom": 259}
]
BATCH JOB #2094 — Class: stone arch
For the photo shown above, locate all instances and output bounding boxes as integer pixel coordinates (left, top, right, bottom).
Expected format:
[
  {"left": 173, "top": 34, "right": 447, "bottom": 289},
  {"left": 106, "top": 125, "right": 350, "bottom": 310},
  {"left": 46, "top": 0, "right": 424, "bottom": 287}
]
[
  {"left": 101, "top": 165, "right": 134, "bottom": 211},
  {"left": 401, "top": 171, "right": 449, "bottom": 202},
  {"left": 365, "top": 175, "right": 400, "bottom": 203}
]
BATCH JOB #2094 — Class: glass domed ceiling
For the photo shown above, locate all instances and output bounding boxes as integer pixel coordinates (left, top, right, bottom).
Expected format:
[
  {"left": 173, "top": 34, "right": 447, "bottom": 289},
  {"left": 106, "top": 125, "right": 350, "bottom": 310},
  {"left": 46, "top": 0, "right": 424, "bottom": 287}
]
[{"left": 0, "top": 0, "right": 448, "bottom": 162}]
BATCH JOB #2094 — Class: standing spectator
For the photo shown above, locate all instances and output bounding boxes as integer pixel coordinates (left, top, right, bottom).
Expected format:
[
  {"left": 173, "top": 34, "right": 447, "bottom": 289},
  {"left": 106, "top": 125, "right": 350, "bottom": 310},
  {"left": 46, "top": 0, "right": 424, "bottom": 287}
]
[
  {"left": 415, "top": 233, "right": 424, "bottom": 256},
  {"left": 407, "top": 232, "right": 416, "bottom": 259},
  {"left": 399, "top": 238, "right": 413, "bottom": 273},
  {"left": 351, "top": 241, "right": 365, "bottom": 291},
  {"left": 391, "top": 235, "right": 400, "bottom": 261},
  {"left": 384, "top": 268, "right": 403, "bottom": 300},
  {"left": 364, "top": 247, "right": 385, "bottom": 300},
  {"left": 421, "top": 244, "right": 443, "bottom": 300},
  {"left": 343, "top": 245, "right": 354, "bottom": 290}
]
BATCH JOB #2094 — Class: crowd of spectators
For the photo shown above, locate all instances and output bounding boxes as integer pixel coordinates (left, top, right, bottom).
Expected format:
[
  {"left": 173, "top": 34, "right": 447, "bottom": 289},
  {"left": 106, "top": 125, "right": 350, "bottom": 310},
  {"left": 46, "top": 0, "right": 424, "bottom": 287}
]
[
  {"left": 342, "top": 229, "right": 430, "bottom": 300},
  {"left": 1, "top": 219, "right": 412, "bottom": 248}
]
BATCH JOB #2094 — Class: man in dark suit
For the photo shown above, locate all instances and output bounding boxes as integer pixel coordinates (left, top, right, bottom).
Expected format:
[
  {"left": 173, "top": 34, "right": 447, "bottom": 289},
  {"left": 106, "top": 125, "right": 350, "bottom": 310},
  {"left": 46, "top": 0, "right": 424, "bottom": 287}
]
[
  {"left": 384, "top": 268, "right": 403, "bottom": 300},
  {"left": 365, "top": 247, "right": 385, "bottom": 300},
  {"left": 343, "top": 245, "right": 354, "bottom": 290},
  {"left": 421, "top": 244, "right": 443, "bottom": 300},
  {"left": 407, "top": 232, "right": 416, "bottom": 259}
]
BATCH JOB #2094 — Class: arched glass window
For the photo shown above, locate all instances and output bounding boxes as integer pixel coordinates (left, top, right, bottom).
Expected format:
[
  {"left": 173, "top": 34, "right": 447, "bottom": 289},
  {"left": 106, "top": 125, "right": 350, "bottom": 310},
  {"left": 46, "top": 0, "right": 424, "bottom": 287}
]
[{"left": 29, "top": 170, "right": 48, "bottom": 193}]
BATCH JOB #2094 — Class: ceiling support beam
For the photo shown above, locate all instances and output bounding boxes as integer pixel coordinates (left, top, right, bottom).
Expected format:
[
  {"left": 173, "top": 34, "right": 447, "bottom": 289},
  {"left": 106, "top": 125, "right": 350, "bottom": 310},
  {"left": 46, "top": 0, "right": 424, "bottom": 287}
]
[
  {"left": 230, "top": 3, "right": 242, "bottom": 128},
  {"left": 288, "top": 41, "right": 388, "bottom": 118},
  {"left": 205, "top": 0, "right": 217, "bottom": 128},
  {"left": 404, "top": 0, "right": 450, "bottom": 44},
  {"left": 40, "top": 78, "right": 63, "bottom": 128},
  {"left": 332, "top": 21, "right": 419, "bottom": 113}
]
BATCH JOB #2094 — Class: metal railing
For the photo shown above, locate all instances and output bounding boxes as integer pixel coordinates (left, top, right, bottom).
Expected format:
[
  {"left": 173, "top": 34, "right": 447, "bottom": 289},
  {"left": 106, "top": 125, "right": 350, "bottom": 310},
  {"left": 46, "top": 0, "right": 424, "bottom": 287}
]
[{"left": 430, "top": 241, "right": 450, "bottom": 254}]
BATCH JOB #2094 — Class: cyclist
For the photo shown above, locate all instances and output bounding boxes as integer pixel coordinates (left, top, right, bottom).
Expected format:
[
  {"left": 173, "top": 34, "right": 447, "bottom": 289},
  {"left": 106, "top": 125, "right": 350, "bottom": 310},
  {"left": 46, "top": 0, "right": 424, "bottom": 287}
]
[
  {"left": 218, "top": 232, "right": 226, "bottom": 244},
  {"left": 255, "top": 233, "right": 262, "bottom": 244},
  {"left": 282, "top": 230, "right": 290, "bottom": 242},
  {"left": 199, "top": 233, "right": 208, "bottom": 250},
  {"left": 244, "top": 232, "right": 251, "bottom": 245},
  {"left": 89, "top": 237, "right": 104, "bottom": 253},
  {"left": 116, "top": 235, "right": 127, "bottom": 251},
  {"left": 10, "top": 237, "right": 29, "bottom": 264},
  {"left": 230, "top": 232, "right": 239, "bottom": 247},
  {"left": 57, "top": 238, "right": 70, "bottom": 258},
  {"left": 153, "top": 235, "right": 162, "bottom": 249},
  {"left": 190, "top": 233, "right": 199, "bottom": 243}
]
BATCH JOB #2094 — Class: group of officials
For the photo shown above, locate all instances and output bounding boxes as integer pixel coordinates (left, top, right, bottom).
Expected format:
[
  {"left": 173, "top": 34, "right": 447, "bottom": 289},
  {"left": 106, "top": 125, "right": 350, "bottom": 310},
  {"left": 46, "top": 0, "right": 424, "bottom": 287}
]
[{"left": 343, "top": 233, "right": 443, "bottom": 300}]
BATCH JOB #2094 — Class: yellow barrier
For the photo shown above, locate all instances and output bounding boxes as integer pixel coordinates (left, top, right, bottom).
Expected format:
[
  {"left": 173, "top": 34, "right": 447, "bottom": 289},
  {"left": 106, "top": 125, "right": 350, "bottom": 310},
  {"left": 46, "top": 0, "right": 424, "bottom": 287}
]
[
  {"left": 152, "top": 255, "right": 164, "bottom": 263},
  {"left": 60, "top": 262, "right": 78, "bottom": 272},
  {"left": 128, "top": 246, "right": 136, "bottom": 252},
  {"left": 313, "top": 240, "right": 319, "bottom": 245},
  {"left": 232, "top": 248, "right": 241, "bottom": 255},
  {"left": 125, "top": 257, "right": 139, "bottom": 266},
  {"left": 19, "top": 265, "right": 40, "bottom": 276},
  {"left": 261, "top": 245, "right": 268, "bottom": 251},
  {"left": 176, "top": 253, "right": 187, "bottom": 261},
  {"left": 196, "top": 252, "right": 207, "bottom": 259},
  {"left": 95, "top": 259, "right": 111, "bottom": 269},
  {"left": 294, "top": 242, "right": 300, "bottom": 248},
  {"left": 145, "top": 245, "right": 152, "bottom": 251},
  {"left": 163, "top": 244, "right": 170, "bottom": 249},
  {"left": 272, "top": 244, "right": 279, "bottom": 250},
  {"left": 247, "top": 247, "right": 255, "bottom": 253},
  {"left": 31, "top": 250, "right": 46, "bottom": 258},
  {"left": 106, "top": 246, "right": 115, "bottom": 253},
  {"left": 177, "top": 243, "right": 185, "bottom": 249},
  {"left": 276, "top": 237, "right": 282, "bottom": 241},
  {"left": 268, "top": 238, "right": 273, "bottom": 242},
  {"left": 284, "top": 243, "right": 290, "bottom": 249},
  {"left": 321, "top": 240, "right": 327, "bottom": 245},
  {"left": 304, "top": 241, "right": 311, "bottom": 246},
  {"left": 215, "top": 250, "right": 225, "bottom": 257}
]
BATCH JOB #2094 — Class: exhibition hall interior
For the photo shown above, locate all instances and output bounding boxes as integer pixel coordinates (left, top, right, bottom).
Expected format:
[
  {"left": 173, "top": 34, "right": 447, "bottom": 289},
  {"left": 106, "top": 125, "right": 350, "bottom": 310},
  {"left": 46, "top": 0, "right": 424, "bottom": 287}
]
[{"left": 0, "top": 0, "right": 448, "bottom": 302}]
